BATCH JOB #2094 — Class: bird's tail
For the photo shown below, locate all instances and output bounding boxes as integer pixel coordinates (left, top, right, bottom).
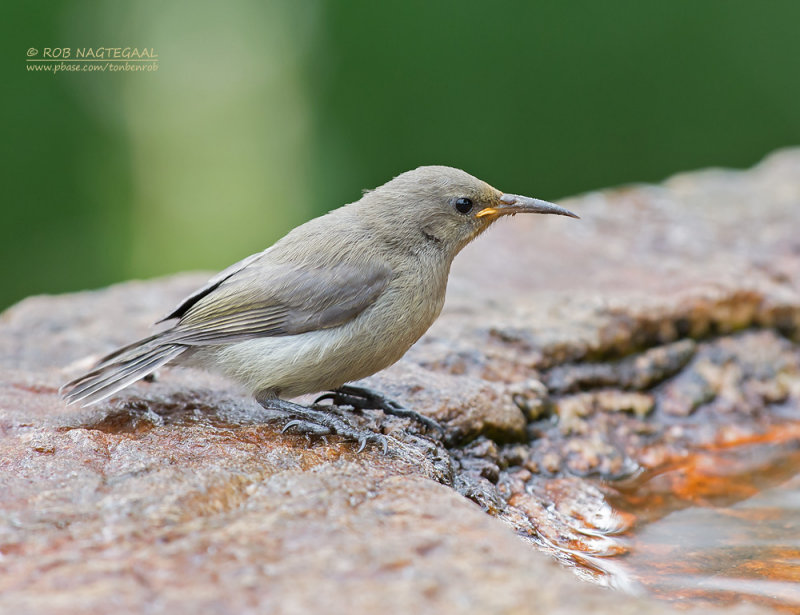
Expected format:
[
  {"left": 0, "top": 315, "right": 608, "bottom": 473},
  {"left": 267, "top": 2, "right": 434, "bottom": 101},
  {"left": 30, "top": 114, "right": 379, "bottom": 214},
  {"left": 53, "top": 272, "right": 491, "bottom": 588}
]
[{"left": 61, "top": 334, "right": 187, "bottom": 407}]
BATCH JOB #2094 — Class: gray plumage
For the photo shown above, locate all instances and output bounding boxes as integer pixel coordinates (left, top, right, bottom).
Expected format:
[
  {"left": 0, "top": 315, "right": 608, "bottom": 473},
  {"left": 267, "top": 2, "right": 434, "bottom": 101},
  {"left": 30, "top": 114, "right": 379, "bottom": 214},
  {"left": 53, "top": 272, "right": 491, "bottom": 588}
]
[{"left": 63, "top": 166, "right": 577, "bottom": 407}]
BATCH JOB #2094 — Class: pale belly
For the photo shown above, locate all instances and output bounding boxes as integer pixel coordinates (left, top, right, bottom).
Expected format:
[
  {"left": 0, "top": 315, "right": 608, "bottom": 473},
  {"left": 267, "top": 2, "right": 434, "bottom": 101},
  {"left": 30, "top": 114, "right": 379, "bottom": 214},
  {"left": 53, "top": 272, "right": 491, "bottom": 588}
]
[{"left": 185, "top": 285, "right": 445, "bottom": 399}]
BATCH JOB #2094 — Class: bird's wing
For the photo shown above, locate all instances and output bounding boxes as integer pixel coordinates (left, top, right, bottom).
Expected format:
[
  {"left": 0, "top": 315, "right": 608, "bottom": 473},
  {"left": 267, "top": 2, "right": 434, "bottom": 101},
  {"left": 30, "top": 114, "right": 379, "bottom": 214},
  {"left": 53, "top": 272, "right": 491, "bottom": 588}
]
[
  {"left": 163, "top": 258, "right": 393, "bottom": 345},
  {"left": 160, "top": 249, "right": 270, "bottom": 322}
]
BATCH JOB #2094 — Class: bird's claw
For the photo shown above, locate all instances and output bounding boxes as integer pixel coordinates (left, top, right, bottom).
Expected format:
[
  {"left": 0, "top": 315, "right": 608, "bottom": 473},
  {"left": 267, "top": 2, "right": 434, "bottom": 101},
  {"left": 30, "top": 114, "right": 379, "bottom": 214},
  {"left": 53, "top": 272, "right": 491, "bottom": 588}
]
[
  {"left": 357, "top": 432, "right": 389, "bottom": 455},
  {"left": 262, "top": 398, "right": 389, "bottom": 454},
  {"left": 318, "top": 385, "right": 444, "bottom": 437},
  {"left": 313, "top": 392, "right": 337, "bottom": 404},
  {"left": 281, "top": 419, "right": 331, "bottom": 436}
]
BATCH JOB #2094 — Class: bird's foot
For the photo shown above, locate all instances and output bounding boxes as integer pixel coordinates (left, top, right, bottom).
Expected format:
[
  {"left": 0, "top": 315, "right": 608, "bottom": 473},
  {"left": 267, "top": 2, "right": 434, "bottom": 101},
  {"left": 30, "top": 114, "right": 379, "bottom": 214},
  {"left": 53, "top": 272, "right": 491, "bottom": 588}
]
[
  {"left": 261, "top": 398, "right": 388, "bottom": 454},
  {"left": 315, "top": 384, "right": 444, "bottom": 437}
]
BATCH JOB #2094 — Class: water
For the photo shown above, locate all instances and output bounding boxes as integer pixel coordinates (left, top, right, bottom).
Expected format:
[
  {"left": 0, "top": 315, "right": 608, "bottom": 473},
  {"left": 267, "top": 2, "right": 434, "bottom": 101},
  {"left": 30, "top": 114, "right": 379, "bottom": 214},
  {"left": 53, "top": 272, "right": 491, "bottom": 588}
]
[{"left": 588, "top": 437, "right": 800, "bottom": 612}]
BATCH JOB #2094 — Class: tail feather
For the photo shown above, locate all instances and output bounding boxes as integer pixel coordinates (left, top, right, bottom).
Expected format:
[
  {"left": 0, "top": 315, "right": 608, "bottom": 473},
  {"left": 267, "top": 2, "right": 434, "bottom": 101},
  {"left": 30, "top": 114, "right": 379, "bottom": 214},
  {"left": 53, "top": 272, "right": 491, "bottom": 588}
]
[
  {"left": 91, "top": 333, "right": 163, "bottom": 370},
  {"left": 62, "top": 341, "right": 186, "bottom": 407}
]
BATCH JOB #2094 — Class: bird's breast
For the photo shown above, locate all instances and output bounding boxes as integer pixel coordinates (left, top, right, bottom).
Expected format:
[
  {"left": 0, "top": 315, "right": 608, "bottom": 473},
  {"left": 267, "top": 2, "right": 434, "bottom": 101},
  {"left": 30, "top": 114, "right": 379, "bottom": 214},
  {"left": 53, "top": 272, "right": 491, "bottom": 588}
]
[{"left": 196, "top": 261, "right": 450, "bottom": 399}]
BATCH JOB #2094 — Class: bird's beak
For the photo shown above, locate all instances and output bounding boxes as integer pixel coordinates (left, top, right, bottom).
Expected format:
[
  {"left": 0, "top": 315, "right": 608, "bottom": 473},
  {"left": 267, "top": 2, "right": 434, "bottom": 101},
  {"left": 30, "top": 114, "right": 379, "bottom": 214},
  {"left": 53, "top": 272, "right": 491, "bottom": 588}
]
[{"left": 475, "top": 194, "right": 579, "bottom": 219}]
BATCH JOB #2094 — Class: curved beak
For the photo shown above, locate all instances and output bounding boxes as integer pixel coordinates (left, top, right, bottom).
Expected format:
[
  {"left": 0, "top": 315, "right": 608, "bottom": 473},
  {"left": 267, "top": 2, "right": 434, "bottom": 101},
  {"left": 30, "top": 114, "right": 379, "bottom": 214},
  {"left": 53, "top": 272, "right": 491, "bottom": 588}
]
[{"left": 476, "top": 194, "right": 579, "bottom": 219}]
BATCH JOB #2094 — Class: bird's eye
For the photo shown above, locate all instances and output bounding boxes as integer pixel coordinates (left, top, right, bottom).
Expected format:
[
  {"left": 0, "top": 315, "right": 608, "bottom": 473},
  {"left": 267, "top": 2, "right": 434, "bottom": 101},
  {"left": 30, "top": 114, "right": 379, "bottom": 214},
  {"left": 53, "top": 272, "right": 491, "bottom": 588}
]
[{"left": 454, "top": 197, "right": 473, "bottom": 214}]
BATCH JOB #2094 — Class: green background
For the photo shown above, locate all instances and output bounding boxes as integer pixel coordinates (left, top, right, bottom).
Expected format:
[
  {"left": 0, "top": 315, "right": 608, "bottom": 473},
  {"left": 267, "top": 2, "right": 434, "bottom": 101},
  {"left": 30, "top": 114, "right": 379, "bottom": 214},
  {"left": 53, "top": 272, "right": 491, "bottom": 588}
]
[{"left": 4, "top": 1, "right": 800, "bottom": 310}]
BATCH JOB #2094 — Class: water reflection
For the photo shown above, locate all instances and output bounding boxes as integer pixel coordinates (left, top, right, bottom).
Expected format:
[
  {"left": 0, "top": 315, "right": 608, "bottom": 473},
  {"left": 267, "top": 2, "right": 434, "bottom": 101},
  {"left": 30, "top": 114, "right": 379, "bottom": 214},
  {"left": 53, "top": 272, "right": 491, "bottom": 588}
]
[{"left": 590, "top": 437, "right": 800, "bottom": 612}]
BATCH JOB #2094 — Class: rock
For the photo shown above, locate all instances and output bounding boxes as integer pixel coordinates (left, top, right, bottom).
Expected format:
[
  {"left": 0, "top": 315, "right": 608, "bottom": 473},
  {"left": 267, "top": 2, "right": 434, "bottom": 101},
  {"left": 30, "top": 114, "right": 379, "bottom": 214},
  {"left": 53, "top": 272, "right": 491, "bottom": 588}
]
[{"left": 3, "top": 149, "right": 800, "bottom": 614}]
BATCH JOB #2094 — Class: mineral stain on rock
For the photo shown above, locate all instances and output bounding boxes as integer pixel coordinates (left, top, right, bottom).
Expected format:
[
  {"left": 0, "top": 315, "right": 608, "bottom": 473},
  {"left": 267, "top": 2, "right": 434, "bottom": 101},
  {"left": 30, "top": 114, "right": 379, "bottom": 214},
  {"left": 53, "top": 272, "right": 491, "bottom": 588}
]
[
  {"left": 3, "top": 150, "right": 800, "bottom": 614},
  {"left": 595, "top": 432, "right": 800, "bottom": 613}
]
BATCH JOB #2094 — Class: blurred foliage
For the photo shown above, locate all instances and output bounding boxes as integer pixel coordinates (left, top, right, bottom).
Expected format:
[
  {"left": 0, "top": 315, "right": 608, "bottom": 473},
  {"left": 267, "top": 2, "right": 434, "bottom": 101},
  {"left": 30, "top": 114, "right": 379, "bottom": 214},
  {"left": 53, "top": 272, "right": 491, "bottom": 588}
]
[{"left": 3, "top": 0, "right": 800, "bottom": 310}]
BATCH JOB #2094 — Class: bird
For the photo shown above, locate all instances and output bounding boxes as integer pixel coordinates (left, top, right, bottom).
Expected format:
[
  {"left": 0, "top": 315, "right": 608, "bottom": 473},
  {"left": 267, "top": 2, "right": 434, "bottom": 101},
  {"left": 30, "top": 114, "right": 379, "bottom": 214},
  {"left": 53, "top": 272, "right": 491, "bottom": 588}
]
[{"left": 62, "top": 166, "right": 578, "bottom": 450}]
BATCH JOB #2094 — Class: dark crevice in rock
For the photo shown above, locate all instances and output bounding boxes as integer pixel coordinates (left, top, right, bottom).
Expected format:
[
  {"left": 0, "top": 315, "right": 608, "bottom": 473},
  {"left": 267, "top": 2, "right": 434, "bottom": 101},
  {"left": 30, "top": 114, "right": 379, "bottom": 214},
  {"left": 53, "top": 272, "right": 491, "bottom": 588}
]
[{"left": 544, "top": 339, "right": 697, "bottom": 394}]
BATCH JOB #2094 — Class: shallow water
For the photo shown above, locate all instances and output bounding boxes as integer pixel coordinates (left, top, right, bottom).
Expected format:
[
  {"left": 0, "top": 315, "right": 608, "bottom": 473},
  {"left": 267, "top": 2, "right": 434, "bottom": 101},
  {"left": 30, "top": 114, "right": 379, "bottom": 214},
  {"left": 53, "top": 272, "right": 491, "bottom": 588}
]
[{"left": 588, "top": 437, "right": 800, "bottom": 612}]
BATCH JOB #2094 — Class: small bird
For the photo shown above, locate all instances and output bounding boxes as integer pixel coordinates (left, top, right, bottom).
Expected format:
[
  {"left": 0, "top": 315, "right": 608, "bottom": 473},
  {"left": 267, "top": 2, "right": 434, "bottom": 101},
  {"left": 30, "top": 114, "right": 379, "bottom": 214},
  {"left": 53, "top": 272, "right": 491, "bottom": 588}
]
[{"left": 63, "top": 166, "right": 577, "bottom": 449}]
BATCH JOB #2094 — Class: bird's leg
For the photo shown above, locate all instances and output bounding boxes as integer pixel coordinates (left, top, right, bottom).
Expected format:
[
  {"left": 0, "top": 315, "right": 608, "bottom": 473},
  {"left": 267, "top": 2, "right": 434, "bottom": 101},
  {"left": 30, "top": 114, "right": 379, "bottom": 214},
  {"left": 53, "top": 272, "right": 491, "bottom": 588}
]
[
  {"left": 315, "top": 384, "right": 444, "bottom": 436},
  {"left": 257, "top": 396, "right": 388, "bottom": 454}
]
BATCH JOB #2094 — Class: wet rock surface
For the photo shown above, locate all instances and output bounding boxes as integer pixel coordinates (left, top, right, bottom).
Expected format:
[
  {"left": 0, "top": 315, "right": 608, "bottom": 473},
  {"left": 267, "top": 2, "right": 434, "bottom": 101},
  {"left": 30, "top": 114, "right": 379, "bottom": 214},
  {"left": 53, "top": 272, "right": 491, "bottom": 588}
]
[{"left": 3, "top": 149, "right": 800, "bottom": 614}]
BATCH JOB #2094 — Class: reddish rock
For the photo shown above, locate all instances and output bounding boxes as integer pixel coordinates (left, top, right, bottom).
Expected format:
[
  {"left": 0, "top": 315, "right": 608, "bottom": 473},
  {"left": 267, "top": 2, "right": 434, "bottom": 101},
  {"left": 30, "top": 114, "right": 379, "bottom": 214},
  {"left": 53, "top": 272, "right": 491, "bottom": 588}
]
[{"left": 4, "top": 149, "right": 800, "bottom": 614}]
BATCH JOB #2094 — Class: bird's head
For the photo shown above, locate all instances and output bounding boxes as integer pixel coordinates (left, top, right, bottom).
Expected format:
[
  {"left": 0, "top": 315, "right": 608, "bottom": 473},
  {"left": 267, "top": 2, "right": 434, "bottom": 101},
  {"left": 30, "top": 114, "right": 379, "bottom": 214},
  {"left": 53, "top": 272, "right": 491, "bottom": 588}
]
[{"left": 360, "top": 166, "right": 578, "bottom": 258}]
